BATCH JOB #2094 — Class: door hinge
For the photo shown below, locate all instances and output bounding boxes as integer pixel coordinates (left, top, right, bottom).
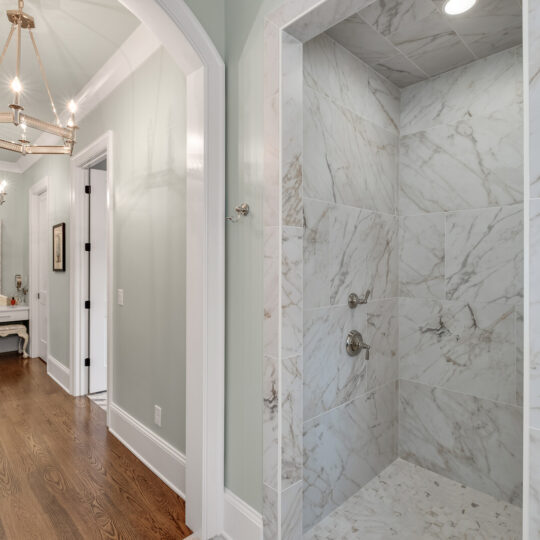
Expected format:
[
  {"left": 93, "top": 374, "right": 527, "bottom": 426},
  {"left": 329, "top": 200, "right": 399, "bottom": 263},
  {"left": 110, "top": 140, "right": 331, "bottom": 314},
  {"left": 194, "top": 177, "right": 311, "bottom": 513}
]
[
  {"left": 85, "top": 300, "right": 90, "bottom": 309},
  {"left": 85, "top": 185, "right": 91, "bottom": 194},
  {"left": 84, "top": 358, "right": 90, "bottom": 367},
  {"left": 85, "top": 243, "right": 91, "bottom": 252}
]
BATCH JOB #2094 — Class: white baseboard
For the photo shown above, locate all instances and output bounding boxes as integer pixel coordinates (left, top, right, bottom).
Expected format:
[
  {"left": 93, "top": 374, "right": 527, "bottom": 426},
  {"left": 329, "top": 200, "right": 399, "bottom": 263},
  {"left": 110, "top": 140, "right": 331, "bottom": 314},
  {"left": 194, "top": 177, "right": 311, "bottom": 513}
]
[
  {"left": 108, "top": 402, "right": 186, "bottom": 498},
  {"left": 47, "top": 354, "right": 71, "bottom": 393},
  {"left": 223, "top": 488, "right": 263, "bottom": 540}
]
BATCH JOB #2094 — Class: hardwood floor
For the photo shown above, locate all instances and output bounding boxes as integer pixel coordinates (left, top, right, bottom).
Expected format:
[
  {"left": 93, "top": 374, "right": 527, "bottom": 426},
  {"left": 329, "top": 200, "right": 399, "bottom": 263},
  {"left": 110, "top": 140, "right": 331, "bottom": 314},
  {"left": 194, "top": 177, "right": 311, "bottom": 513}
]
[{"left": 0, "top": 355, "right": 192, "bottom": 539}]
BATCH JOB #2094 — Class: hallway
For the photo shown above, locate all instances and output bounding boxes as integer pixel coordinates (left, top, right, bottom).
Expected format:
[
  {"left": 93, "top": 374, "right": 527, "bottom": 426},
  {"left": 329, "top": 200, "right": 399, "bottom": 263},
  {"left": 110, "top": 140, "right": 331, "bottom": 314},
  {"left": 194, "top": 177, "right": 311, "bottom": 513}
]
[{"left": 0, "top": 355, "right": 192, "bottom": 539}]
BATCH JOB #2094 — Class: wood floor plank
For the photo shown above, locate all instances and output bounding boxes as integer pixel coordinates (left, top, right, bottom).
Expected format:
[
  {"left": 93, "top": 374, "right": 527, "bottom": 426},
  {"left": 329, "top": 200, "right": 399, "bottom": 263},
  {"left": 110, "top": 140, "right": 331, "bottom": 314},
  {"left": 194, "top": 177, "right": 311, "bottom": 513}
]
[{"left": 0, "top": 356, "right": 192, "bottom": 539}]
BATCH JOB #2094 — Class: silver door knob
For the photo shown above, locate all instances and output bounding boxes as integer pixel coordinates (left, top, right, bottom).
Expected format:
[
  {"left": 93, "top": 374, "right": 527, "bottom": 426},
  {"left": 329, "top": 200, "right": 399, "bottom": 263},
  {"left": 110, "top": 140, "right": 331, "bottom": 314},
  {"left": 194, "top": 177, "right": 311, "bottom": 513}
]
[{"left": 346, "top": 330, "right": 370, "bottom": 359}]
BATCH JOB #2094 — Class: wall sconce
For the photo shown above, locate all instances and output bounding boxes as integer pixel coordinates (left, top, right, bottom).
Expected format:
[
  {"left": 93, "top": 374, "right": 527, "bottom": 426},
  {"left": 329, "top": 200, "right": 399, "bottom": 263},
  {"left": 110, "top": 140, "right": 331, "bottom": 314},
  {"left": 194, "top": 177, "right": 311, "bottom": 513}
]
[{"left": 0, "top": 180, "right": 7, "bottom": 205}]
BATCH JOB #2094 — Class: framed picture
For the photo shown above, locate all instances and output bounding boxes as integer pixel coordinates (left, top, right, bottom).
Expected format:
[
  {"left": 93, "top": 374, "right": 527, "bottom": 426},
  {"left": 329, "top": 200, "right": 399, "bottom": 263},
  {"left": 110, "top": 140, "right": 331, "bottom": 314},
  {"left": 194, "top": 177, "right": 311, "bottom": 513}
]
[{"left": 52, "top": 223, "right": 66, "bottom": 272}]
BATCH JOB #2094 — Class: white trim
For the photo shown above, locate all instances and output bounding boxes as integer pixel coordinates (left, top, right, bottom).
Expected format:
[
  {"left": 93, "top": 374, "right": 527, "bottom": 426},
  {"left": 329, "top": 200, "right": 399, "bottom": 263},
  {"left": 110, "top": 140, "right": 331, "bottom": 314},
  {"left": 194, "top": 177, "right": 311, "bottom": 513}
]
[
  {"left": 70, "top": 132, "right": 113, "bottom": 428},
  {"left": 109, "top": 402, "right": 186, "bottom": 498},
  {"left": 47, "top": 354, "right": 71, "bottom": 393},
  {"left": 17, "top": 24, "right": 160, "bottom": 174},
  {"left": 28, "top": 176, "right": 49, "bottom": 360},
  {"left": 223, "top": 489, "right": 263, "bottom": 540}
]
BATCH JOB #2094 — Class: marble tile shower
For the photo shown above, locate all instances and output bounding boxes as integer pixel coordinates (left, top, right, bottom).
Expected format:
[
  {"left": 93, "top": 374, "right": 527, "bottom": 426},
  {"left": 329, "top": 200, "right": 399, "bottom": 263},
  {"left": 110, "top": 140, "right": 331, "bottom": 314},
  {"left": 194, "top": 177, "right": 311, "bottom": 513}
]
[{"left": 301, "top": 30, "right": 523, "bottom": 535}]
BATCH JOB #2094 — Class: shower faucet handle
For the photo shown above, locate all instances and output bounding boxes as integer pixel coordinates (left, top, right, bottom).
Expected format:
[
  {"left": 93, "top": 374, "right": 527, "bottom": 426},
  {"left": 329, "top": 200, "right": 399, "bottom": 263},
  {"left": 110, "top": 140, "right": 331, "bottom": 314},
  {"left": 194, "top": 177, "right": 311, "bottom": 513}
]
[
  {"left": 348, "top": 290, "right": 370, "bottom": 308},
  {"left": 346, "top": 330, "right": 370, "bottom": 360}
]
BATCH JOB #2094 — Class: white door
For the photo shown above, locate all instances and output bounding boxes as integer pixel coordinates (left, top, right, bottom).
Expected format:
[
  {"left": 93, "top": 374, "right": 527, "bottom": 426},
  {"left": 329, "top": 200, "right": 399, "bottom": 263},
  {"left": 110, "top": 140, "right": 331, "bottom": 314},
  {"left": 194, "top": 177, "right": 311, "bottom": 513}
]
[
  {"left": 38, "top": 191, "right": 48, "bottom": 361},
  {"left": 88, "top": 169, "right": 107, "bottom": 393}
]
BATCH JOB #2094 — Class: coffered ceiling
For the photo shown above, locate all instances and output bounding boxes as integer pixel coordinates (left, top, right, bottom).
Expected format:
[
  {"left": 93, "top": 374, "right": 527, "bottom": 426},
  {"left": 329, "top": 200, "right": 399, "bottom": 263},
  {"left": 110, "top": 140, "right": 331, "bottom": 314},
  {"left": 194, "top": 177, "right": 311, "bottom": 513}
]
[{"left": 326, "top": 0, "right": 522, "bottom": 88}]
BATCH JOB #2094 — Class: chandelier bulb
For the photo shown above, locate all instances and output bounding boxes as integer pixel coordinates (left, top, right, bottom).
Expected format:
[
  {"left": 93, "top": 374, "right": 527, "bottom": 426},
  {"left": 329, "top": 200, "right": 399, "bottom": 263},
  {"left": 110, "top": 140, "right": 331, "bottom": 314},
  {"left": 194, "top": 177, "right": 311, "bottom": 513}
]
[
  {"left": 11, "top": 77, "right": 21, "bottom": 94},
  {"left": 68, "top": 99, "right": 77, "bottom": 114}
]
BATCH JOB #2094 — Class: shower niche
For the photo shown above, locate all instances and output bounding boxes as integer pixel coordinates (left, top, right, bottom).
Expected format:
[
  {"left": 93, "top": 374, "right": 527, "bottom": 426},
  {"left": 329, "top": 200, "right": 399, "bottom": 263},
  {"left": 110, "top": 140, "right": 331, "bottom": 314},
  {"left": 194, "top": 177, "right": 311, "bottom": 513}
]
[{"left": 263, "top": 0, "right": 524, "bottom": 537}]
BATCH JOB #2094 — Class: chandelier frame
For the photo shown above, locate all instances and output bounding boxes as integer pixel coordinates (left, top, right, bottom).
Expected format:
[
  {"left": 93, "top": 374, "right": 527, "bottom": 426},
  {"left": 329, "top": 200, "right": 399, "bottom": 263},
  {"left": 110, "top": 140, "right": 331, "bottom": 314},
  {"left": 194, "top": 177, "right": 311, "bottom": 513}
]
[{"left": 0, "top": 0, "right": 77, "bottom": 156}]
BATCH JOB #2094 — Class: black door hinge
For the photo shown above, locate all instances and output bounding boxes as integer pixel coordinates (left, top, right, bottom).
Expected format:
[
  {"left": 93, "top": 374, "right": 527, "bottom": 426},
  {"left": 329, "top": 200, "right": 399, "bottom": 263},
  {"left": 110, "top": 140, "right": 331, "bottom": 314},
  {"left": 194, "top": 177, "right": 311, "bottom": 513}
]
[
  {"left": 84, "top": 358, "right": 90, "bottom": 367},
  {"left": 85, "top": 243, "right": 91, "bottom": 252},
  {"left": 85, "top": 300, "right": 90, "bottom": 309},
  {"left": 85, "top": 185, "right": 91, "bottom": 194}
]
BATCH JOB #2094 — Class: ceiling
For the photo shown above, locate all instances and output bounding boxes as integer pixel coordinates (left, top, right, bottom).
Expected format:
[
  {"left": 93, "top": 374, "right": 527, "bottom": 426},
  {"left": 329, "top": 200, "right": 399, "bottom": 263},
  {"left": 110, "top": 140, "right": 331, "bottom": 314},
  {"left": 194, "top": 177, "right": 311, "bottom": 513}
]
[
  {"left": 0, "top": 0, "right": 140, "bottom": 162},
  {"left": 326, "top": 0, "right": 522, "bottom": 88}
]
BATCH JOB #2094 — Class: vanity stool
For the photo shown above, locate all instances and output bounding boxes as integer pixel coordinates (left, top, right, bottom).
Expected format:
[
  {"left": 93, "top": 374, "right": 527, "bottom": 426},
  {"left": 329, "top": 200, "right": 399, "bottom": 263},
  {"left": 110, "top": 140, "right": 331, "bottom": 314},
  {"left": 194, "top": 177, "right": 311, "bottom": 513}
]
[{"left": 0, "top": 324, "right": 29, "bottom": 358}]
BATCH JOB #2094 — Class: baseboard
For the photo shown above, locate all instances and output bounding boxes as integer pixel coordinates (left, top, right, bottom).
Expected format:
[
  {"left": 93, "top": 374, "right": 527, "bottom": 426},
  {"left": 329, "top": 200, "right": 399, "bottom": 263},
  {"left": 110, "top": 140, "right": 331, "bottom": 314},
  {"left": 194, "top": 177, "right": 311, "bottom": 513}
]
[
  {"left": 47, "top": 354, "right": 71, "bottom": 393},
  {"left": 108, "top": 402, "right": 186, "bottom": 498},
  {"left": 223, "top": 488, "right": 263, "bottom": 540}
]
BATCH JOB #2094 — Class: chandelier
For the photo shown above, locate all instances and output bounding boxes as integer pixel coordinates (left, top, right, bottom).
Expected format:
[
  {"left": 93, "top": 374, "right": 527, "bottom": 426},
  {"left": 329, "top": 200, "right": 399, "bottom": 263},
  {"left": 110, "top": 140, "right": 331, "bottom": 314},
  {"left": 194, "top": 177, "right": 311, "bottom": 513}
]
[{"left": 0, "top": 0, "right": 77, "bottom": 156}]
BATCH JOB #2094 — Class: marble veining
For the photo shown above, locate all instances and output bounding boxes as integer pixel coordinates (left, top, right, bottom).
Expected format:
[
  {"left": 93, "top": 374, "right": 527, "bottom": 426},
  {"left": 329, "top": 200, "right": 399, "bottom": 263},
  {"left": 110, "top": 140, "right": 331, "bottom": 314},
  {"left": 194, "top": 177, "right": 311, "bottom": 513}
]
[
  {"left": 263, "top": 355, "right": 278, "bottom": 489},
  {"left": 304, "top": 33, "right": 400, "bottom": 134},
  {"left": 399, "top": 298, "right": 516, "bottom": 404},
  {"left": 303, "top": 305, "right": 367, "bottom": 421},
  {"left": 303, "top": 85, "right": 398, "bottom": 214},
  {"left": 530, "top": 428, "right": 540, "bottom": 537},
  {"left": 400, "top": 46, "right": 522, "bottom": 135},
  {"left": 445, "top": 205, "right": 523, "bottom": 305},
  {"left": 399, "top": 116, "right": 523, "bottom": 214},
  {"left": 282, "top": 481, "right": 303, "bottom": 540},
  {"left": 399, "top": 379, "right": 523, "bottom": 505},
  {"left": 304, "top": 458, "right": 522, "bottom": 539},
  {"left": 325, "top": 0, "right": 522, "bottom": 88},
  {"left": 303, "top": 381, "right": 398, "bottom": 532},
  {"left": 399, "top": 213, "right": 445, "bottom": 299}
]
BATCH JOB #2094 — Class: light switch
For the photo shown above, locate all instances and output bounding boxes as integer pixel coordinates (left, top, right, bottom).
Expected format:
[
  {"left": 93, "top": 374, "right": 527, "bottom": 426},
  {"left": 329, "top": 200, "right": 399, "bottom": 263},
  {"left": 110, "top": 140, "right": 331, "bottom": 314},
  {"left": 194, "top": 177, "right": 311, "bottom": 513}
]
[{"left": 117, "top": 289, "right": 124, "bottom": 306}]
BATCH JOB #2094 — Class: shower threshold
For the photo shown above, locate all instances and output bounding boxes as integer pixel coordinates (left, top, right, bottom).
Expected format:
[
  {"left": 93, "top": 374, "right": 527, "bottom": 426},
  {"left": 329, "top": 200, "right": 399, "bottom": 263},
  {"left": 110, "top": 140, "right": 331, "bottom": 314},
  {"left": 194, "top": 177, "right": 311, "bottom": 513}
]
[{"left": 304, "top": 459, "right": 521, "bottom": 539}]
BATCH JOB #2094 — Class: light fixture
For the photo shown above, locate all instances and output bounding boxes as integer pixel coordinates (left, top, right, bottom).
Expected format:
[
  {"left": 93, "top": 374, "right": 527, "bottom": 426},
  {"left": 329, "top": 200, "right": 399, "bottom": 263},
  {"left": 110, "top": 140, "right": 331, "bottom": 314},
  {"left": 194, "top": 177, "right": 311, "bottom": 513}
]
[
  {"left": 0, "top": 0, "right": 77, "bottom": 156},
  {"left": 0, "top": 180, "right": 8, "bottom": 205},
  {"left": 444, "top": 0, "right": 477, "bottom": 15}
]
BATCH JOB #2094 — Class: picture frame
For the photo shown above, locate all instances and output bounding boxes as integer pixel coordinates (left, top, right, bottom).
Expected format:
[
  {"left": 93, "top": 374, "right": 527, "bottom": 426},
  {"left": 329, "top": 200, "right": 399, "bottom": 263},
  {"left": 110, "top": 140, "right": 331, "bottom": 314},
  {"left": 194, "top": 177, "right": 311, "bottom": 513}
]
[{"left": 52, "top": 223, "right": 66, "bottom": 272}]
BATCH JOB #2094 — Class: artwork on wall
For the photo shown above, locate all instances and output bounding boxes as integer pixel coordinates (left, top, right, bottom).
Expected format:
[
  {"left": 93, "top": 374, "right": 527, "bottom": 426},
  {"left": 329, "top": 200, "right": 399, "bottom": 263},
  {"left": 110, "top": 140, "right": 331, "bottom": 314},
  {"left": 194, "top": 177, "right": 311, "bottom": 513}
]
[{"left": 52, "top": 223, "right": 66, "bottom": 272}]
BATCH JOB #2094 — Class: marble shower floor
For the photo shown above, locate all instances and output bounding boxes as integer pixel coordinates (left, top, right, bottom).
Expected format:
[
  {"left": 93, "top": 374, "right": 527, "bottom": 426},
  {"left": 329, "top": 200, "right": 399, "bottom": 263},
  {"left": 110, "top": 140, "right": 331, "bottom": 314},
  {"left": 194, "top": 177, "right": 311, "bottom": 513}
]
[{"left": 304, "top": 459, "right": 521, "bottom": 540}]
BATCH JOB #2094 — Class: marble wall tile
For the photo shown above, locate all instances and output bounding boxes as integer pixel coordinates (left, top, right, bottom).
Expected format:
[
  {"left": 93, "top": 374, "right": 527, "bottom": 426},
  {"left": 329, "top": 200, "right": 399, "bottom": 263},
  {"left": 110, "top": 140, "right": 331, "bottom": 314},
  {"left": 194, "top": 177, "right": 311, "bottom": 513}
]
[
  {"left": 388, "top": 10, "right": 475, "bottom": 76},
  {"left": 531, "top": 0, "right": 540, "bottom": 196},
  {"left": 446, "top": 205, "right": 523, "bottom": 305},
  {"left": 530, "top": 428, "right": 540, "bottom": 537},
  {"left": 282, "top": 355, "right": 303, "bottom": 489},
  {"left": 400, "top": 298, "right": 516, "bottom": 404},
  {"left": 264, "top": 227, "right": 280, "bottom": 358},
  {"left": 264, "top": 355, "right": 279, "bottom": 489},
  {"left": 282, "top": 0, "right": 378, "bottom": 43},
  {"left": 399, "top": 379, "right": 523, "bottom": 505},
  {"left": 282, "top": 481, "right": 303, "bottom": 540},
  {"left": 370, "top": 53, "right": 426, "bottom": 88},
  {"left": 359, "top": 0, "right": 437, "bottom": 37},
  {"left": 303, "top": 199, "right": 330, "bottom": 310},
  {"left": 282, "top": 33, "right": 304, "bottom": 228},
  {"left": 399, "top": 116, "right": 523, "bottom": 214},
  {"left": 399, "top": 213, "right": 445, "bottom": 299},
  {"left": 400, "top": 47, "right": 522, "bottom": 135},
  {"left": 303, "top": 305, "right": 367, "bottom": 421},
  {"left": 516, "top": 306, "right": 523, "bottom": 407},
  {"left": 263, "top": 483, "right": 278, "bottom": 540},
  {"left": 364, "top": 299, "right": 399, "bottom": 391},
  {"left": 282, "top": 227, "right": 303, "bottom": 358},
  {"left": 304, "top": 201, "right": 398, "bottom": 310},
  {"left": 304, "top": 33, "right": 400, "bottom": 134},
  {"left": 530, "top": 200, "right": 540, "bottom": 427},
  {"left": 440, "top": 0, "right": 522, "bottom": 59},
  {"left": 326, "top": 14, "right": 399, "bottom": 64},
  {"left": 304, "top": 85, "right": 398, "bottom": 214},
  {"left": 303, "top": 381, "right": 398, "bottom": 531}
]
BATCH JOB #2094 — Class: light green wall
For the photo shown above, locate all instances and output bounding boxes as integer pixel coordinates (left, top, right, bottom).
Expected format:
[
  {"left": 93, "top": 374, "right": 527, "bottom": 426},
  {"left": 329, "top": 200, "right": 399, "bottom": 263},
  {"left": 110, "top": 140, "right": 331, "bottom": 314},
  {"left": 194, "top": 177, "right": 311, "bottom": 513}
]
[{"left": 24, "top": 156, "right": 71, "bottom": 367}]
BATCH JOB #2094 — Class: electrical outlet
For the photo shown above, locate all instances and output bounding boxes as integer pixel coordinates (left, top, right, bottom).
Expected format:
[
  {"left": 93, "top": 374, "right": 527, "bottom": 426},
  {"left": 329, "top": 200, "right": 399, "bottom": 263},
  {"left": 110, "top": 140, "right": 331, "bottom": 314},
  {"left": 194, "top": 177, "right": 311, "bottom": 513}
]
[
  {"left": 117, "top": 289, "right": 124, "bottom": 306},
  {"left": 154, "top": 405, "right": 162, "bottom": 427}
]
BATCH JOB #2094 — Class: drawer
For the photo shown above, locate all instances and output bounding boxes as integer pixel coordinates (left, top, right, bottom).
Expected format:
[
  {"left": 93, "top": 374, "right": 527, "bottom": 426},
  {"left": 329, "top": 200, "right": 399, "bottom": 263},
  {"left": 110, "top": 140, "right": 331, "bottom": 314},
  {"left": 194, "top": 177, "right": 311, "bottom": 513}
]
[{"left": 0, "top": 310, "right": 29, "bottom": 323}]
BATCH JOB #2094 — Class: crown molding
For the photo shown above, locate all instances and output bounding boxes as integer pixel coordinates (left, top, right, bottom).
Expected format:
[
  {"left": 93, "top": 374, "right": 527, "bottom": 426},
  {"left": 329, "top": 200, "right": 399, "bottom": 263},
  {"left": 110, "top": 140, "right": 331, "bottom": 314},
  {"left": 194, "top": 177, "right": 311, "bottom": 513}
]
[{"left": 0, "top": 23, "right": 160, "bottom": 175}]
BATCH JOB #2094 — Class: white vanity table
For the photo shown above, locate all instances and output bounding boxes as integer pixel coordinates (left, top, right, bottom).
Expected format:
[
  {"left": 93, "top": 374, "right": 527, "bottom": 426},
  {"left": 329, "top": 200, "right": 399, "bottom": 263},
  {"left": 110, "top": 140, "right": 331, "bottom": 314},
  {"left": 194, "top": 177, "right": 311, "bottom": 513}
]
[{"left": 0, "top": 305, "right": 29, "bottom": 357}]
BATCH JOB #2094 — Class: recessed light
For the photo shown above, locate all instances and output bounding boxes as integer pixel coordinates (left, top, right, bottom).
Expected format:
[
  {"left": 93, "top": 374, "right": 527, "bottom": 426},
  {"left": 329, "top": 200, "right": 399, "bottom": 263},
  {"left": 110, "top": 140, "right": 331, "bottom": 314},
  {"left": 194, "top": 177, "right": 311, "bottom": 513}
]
[{"left": 444, "top": 0, "right": 477, "bottom": 15}]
